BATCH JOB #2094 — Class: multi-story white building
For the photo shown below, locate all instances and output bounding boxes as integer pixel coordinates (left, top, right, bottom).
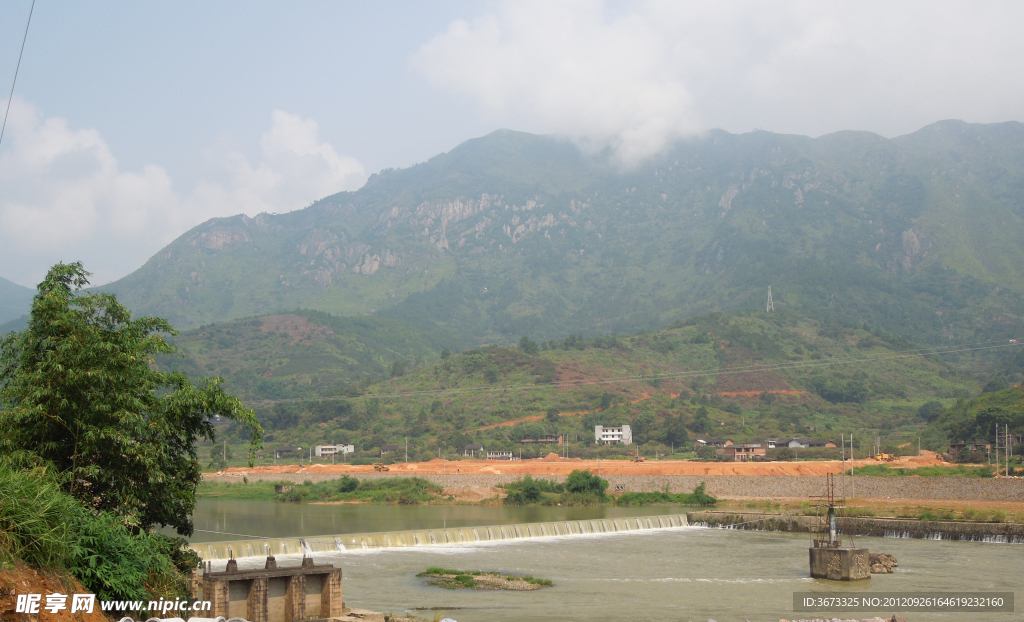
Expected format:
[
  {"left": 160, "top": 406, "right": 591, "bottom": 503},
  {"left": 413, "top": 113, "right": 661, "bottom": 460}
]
[
  {"left": 594, "top": 424, "right": 632, "bottom": 445},
  {"left": 315, "top": 444, "right": 355, "bottom": 457}
]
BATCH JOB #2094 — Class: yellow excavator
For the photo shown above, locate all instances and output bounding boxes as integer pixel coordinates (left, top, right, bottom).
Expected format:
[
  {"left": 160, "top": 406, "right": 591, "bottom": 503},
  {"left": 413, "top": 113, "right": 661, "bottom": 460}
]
[{"left": 373, "top": 463, "right": 390, "bottom": 472}]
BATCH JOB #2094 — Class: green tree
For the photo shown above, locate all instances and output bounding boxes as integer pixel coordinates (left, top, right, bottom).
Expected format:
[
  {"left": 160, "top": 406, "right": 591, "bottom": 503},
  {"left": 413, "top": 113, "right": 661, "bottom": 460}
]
[
  {"left": 0, "top": 263, "right": 262, "bottom": 536},
  {"left": 519, "top": 336, "right": 539, "bottom": 356},
  {"left": 691, "top": 407, "right": 712, "bottom": 435},
  {"left": 440, "top": 348, "right": 451, "bottom": 360},
  {"left": 209, "top": 442, "right": 233, "bottom": 471},
  {"left": 546, "top": 406, "right": 560, "bottom": 423},
  {"left": 565, "top": 469, "right": 608, "bottom": 497},
  {"left": 391, "top": 360, "right": 407, "bottom": 378}
]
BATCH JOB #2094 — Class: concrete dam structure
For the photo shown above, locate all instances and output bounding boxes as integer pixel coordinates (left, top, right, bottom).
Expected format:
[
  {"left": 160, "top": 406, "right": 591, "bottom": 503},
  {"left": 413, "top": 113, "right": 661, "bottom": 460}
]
[{"left": 192, "top": 513, "right": 690, "bottom": 561}]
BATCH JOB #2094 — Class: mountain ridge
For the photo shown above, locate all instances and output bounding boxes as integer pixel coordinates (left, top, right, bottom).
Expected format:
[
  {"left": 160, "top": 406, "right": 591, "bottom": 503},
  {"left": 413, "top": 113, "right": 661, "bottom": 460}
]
[
  {"left": 103, "top": 120, "right": 1024, "bottom": 350},
  {"left": 0, "top": 277, "right": 34, "bottom": 325}
]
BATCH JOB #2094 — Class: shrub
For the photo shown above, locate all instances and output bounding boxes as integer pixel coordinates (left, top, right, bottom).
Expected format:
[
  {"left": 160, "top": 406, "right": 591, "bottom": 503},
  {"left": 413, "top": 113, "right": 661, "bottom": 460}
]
[{"left": 565, "top": 470, "right": 608, "bottom": 497}]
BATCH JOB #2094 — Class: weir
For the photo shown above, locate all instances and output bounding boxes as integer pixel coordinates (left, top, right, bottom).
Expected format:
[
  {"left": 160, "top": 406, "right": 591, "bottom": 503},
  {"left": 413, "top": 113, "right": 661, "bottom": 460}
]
[{"left": 192, "top": 513, "right": 689, "bottom": 561}]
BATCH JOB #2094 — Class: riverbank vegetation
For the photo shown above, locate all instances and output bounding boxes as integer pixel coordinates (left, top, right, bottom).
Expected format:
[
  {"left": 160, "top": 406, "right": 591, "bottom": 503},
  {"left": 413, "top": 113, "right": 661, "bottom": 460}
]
[
  {"left": 615, "top": 482, "right": 718, "bottom": 506},
  {"left": 732, "top": 499, "right": 1023, "bottom": 523},
  {"left": 417, "top": 568, "right": 552, "bottom": 590},
  {"left": 849, "top": 464, "right": 994, "bottom": 477},
  {"left": 276, "top": 476, "right": 443, "bottom": 504},
  {"left": 0, "top": 264, "right": 262, "bottom": 615}
]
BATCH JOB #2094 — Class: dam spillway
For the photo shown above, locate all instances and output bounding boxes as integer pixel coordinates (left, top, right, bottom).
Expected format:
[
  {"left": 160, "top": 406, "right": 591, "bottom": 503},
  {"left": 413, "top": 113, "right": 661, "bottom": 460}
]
[{"left": 191, "top": 513, "right": 689, "bottom": 561}]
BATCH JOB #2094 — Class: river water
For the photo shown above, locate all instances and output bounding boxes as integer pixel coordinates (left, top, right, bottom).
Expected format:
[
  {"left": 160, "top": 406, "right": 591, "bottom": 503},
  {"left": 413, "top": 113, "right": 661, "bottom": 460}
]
[
  {"left": 186, "top": 499, "right": 691, "bottom": 543},
  {"left": 192, "top": 501, "right": 1021, "bottom": 622}
]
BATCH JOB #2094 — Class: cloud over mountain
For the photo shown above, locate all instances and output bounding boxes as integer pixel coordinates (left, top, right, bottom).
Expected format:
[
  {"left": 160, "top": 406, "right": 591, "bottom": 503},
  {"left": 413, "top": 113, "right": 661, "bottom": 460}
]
[
  {"left": 0, "top": 100, "right": 365, "bottom": 285},
  {"left": 413, "top": 1, "right": 1024, "bottom": 164}
]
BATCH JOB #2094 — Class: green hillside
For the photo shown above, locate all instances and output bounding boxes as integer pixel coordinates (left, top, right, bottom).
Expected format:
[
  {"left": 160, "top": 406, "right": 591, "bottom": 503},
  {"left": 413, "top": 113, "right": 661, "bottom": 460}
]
[
  {"left": 921, "top": 384, "right": 1024, "bottom": 455},
  {"left": 105, "top": 122, "right": 1024, "bottom": 357},
  {"left": 204, "top": 310, "right": 984, "bottom": 460}
]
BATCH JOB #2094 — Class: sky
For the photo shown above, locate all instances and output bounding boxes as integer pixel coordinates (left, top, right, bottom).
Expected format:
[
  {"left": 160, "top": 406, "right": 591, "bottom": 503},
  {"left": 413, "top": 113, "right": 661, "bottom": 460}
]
[{"left": 2, "top": 0, "right": 1023, "bottom": 287}]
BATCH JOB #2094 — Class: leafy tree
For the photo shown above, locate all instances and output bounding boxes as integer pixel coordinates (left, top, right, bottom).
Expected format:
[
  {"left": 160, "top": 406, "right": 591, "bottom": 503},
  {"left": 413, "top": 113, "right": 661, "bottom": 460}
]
[
  {"left": 505, "top": 475, "right": 544, "bottom": 504},
  {"left": 565, "top": 469, "right": 608, "bottom": 497},
  {"left": 691, "top": 407, "right": 712, "bottom": 435},
  {"left": 664, "top": 412, "right": 689, "bottom": 446},
  {"left": 695, "top": 445, "right": 718, "bottom": 461},
  {"left": 917, "top": 400, "right": 944, "bottom": 421},
  {"left": 600, "top": 392, "right": 613, "bottom": 409},
  {"left": 982, "top": 379, "right": 1009, "bottom": 393},
  {"left": 209, "top": 442, "right": 233, "bottom": 471},
  {"left": 0, "top": 263, "right": 262, "bottom": 536},
  {"left": 440, "top": 348, "right": 451, "bottom": 360},
  {"left": 519, "top": 336, "right": 539, "bottom": 356},
  {"left": 632, "top": 410, "right": 656, "bottom": 443},
  {"left": 546, "top": 406, "right": 560, "bottom": 423},
  {"left": 391, "top": 360, "right": 407, "bottom": 378}
]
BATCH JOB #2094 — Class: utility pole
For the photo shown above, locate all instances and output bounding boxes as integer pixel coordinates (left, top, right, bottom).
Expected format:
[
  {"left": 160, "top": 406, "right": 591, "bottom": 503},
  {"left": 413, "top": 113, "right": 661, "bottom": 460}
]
[
  {"left": 766, "top": 286, "right": 774, "bottom": 312},
  {"left": 841, "top": 433, "right": 845, "bottom": 476},
  {"left": 995, "top": 423, "right": 999, "bottom": 477},
  {"left": 850, "top": 434, "right": 854, "bottom": 499},
  {"left": 405, "top": 436, "right": 408, "bottom": 464}
]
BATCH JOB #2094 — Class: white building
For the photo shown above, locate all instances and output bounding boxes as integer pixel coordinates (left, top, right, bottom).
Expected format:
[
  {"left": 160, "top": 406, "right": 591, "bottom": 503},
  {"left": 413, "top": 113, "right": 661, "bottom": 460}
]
[
  {"left": 595, "top": 425, "right": 632, "bottom": 445},
  {"left": 315, "top": 444, "right": 354, "bottom": 457}
]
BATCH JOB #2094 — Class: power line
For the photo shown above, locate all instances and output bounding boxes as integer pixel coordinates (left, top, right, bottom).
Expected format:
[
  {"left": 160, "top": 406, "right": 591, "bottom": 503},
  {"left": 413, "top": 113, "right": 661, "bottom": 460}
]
[
  {"left": 244, "top": 339, "right": 1022, "bottom": 406},
  {"left": 0, "top": 0, "right": 36, "bottom": 149}
]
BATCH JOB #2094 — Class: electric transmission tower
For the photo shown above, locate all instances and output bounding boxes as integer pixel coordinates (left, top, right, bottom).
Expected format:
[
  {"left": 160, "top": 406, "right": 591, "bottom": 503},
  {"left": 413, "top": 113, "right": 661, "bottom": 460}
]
[{"left": 767, "top": 286, "right": 774, "bottom": 312}]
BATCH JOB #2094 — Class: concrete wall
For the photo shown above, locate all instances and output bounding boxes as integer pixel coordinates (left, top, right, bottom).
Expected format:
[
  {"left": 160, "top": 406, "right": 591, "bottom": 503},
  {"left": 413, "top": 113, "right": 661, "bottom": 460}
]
[{"left": 209, "top": 472, "right": 1024, "bottom": 501}]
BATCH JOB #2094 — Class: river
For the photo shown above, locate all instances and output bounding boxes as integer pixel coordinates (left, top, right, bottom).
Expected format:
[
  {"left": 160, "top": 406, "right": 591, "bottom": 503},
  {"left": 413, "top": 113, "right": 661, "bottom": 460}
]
[{"left": 189, "top": 501, "right": 1021, "bottom": 622}]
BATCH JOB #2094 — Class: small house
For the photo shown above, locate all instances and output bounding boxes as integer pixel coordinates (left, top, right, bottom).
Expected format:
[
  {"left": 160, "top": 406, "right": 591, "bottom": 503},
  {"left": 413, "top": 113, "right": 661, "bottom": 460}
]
[
  {"left": 463, "top": 443, "right": 485, "bottom": 457},
  {"left": 717, "top": 444, "right": 766, "bottom": 462}
]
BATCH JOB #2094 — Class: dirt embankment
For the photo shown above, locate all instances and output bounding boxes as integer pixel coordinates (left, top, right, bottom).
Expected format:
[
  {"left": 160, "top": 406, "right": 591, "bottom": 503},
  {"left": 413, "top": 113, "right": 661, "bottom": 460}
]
[
  {"left": 221, "top": 451, "right": 950, "bottom": 477},
  {"left": 0, "top": 563, "right": 112, "bottom": 622}
]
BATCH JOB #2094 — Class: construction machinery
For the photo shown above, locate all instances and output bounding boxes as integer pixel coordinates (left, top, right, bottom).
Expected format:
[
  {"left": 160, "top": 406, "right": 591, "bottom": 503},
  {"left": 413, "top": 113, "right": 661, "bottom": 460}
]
[
  {"left": 874, "top": 453, "right": 895, "bottom": 462},
  {"left": 628, "top": 452, "right": 645, "bottom": 462},
  {"left": 373, "top": 463, "right": 390, "bottom": 472}
]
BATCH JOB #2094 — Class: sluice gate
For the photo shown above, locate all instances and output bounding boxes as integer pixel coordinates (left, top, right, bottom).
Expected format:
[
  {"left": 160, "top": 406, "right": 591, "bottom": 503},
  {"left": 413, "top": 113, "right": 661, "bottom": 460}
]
[{"left": 193, "top": 513, "right": 689, "bottom": 561}]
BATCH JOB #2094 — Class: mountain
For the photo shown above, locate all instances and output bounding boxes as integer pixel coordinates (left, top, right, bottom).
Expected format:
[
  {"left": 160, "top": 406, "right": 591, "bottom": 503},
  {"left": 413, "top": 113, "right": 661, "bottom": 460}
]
[
  {"left": 158, "top": 310, "right": 451, "bottom": 401},
  {"left": 106, "top": 121, "right": 1024, "bottom": 352},
  {"left": 0, "top": 277, "right": 34, "bottom": 326},
  {"left": 214, "top": 310, "right": 980, "bottom": 457}
]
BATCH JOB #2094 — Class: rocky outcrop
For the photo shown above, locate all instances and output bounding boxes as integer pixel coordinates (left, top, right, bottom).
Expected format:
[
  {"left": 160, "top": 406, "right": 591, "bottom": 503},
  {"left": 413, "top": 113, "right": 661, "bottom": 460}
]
[{"left": 869, "top": 552, "right": 898, "bottom": 573}]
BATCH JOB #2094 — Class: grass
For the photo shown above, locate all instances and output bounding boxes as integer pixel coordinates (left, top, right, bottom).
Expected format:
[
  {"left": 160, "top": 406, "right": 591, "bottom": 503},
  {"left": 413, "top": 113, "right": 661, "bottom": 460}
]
[
  {"left": 279, "top": 476, "right": 443, "bottom": 504},
  {"left": 417, "top": 568, "right": 553, "bottom": 589},
  {"left": 197, "top": 479, "right": 289, "bottom": 500},
  {"left": 850, "top": 464, "right": 994, "bottom": 477},
  {"left": 615, "top": 482, "right": 717, "bottom": 506}
]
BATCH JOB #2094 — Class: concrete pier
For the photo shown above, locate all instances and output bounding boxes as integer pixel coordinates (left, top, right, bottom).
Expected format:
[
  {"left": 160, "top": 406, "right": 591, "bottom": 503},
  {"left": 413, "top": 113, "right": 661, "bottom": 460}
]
[
  {"left": 808, "top": 547, "right": 871, "bottom": 581},
  {"left": 199, "top": 557, "right": 344, "bottom": 621}
]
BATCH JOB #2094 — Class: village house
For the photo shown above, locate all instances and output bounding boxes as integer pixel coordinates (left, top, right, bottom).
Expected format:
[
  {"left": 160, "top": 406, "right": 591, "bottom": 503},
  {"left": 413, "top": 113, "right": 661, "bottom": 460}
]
[
  {"left": 380, "top": 444, "right": 401, "bottom": 457},
  {"left": 520, "top": 434, "right": 563, "bottom": 445},
  {"left": 463, "top": 443, "right": 485, "bottom": 457},
  {"left": 595, "top": 425, "right": 632, "bottom": 445},
  {"left": 694, "top": 438, "right": 733, "bottom": 450},
  {"left": 314, "top": 444, "right": 354, "bottom": 457},
  {"left": 487, "top": 450, "right": 515, "bottom": 460},
  {"left": 717, "top": 444, "right": 767, "bottom": 461}
]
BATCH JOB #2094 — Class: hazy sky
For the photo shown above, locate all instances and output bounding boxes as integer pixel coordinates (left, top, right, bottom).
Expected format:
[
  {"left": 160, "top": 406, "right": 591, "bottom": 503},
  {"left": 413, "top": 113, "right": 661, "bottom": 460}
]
[{"left": 2, "top": 0, "right": 1023, "bottom": 287}]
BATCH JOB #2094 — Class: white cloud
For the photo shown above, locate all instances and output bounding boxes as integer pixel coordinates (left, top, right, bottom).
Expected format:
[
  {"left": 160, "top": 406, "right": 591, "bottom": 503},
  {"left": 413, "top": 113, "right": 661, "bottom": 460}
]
[
  {"left": 0, "top": 101, "right": 365, "bottom": 286},
  {"left": 413, "top": 0, "right": 1024, "bottom": 163}
]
